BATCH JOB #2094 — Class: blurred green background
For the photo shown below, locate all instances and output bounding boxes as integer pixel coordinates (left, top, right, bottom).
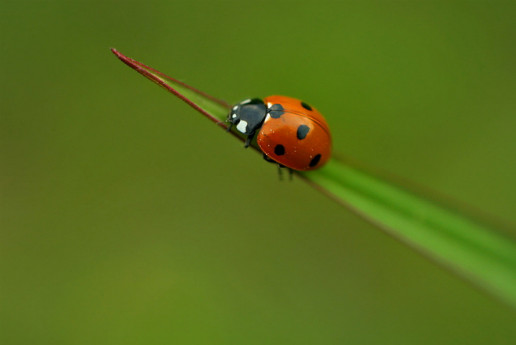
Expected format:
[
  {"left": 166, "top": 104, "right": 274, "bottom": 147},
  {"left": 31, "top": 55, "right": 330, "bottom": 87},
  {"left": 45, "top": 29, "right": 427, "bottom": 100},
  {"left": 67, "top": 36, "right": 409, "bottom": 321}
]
[{"left": 2, "top": 1, "right": 516, "bottom": 344}]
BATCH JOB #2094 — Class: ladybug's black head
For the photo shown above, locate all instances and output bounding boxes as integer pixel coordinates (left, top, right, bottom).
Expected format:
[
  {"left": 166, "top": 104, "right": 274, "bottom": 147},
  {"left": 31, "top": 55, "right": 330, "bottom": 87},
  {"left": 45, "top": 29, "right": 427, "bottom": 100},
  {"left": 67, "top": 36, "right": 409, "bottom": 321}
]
[{"left": 227, "top": 98, "right": 267, "bottom": 136}]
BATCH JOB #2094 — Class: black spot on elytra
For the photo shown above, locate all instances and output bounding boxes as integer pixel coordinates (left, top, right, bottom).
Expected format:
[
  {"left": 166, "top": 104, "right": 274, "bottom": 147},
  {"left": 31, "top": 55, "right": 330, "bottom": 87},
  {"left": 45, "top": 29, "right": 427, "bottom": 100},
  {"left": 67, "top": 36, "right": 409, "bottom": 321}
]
[
  {"left": 274, "top": 144, "right": 285, "bottom": 156},
  {"left": 297, "top": 125, "right": 310, "bottom": 140},
  {"left": 269, "top": 104, "right": 284, "bottom": 118},
  {"left": 309, "top": 154, "right": 321, "bottom": 167},
  {"left": 301, "top": 101, "right": 312, "bottom": 111}
]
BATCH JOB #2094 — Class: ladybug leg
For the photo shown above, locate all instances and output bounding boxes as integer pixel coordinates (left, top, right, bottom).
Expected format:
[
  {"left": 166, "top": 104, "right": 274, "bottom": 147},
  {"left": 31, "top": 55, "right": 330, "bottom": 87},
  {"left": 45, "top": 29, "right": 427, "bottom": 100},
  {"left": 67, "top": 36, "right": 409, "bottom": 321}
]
[
  {"left": 276, "top": 165, "right": 293, "bottom": 181},
  {"left": 262, "top": 153, "right": 276, "bottom": 164},
  {"left": 262, "top": 154, "right": 291, "bottom": 180},
  {"left": 277, "top": 164, "right": 294, "bottom": 181},
  {"left": 277, "top": 165, "right": 284, "bottom": 181},
  {"left": 244, "top": 132, "right": 255, "bottom": 148},
  {"left": 226, "top": 122, "right": 233, "bottom": 132}
]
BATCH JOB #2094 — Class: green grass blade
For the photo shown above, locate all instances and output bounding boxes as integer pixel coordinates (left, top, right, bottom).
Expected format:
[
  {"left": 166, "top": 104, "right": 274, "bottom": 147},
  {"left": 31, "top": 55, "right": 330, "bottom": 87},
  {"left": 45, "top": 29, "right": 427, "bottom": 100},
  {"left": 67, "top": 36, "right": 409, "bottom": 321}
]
[
  {"left": 301, "top": 160, "right": 516, "bottom": 308},
  {"left": 112, "top": 49, "right": 516, "bottom": 309}
]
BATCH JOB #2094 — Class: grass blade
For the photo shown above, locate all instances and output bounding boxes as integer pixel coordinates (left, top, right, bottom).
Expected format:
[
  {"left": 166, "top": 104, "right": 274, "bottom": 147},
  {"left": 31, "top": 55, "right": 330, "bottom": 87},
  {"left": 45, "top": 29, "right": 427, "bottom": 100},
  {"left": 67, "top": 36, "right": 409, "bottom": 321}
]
[
  {"left": 112, "top": 49, "right": 516, "bottom": 309},
  {"left": 111, "top": 48, "right": 230, "bottom": 130},
  {"left": 301, "top": 160, "right": 516, "bottom": 307}
]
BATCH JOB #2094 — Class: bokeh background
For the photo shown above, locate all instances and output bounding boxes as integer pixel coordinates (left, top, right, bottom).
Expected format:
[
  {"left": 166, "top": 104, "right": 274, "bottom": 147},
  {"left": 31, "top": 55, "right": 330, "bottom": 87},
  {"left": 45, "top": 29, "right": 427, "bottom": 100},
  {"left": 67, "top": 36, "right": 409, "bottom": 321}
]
[{"left": 2, "top": 1, "right": 516, "bottom": 344}]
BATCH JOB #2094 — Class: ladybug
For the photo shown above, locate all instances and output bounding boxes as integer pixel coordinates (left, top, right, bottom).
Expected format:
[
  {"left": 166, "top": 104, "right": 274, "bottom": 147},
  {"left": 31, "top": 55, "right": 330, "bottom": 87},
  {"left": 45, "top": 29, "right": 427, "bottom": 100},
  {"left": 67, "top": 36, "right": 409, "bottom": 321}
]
[{"left": 227, "top": 95, "right": 331, "bottom": 171}]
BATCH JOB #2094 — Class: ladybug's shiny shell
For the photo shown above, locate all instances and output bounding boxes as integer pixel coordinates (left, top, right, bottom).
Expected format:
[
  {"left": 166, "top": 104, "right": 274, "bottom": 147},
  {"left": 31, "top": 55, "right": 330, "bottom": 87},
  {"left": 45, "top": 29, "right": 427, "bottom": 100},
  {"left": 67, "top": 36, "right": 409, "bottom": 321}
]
[
  {"left": 256, "top": 95, "right": 331, "bottom": 171},
  {"left": 227, "top": 95, "right": 332, "bottom": 171}
]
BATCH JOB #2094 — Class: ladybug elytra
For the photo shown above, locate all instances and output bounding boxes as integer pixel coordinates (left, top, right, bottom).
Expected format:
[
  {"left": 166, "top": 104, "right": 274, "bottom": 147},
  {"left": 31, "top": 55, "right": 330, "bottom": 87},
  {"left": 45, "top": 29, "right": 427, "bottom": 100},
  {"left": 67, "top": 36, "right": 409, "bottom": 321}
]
[{"left": 227, "top": 95, "right": 331, "bottom": 171}]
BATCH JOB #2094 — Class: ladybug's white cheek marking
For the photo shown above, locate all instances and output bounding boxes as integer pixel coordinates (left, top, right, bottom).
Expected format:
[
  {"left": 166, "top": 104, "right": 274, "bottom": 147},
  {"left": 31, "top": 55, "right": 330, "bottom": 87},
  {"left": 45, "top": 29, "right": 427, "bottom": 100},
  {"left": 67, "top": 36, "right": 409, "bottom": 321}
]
[{"left": 236, "top": 120, "right": 248, "bottom": 133}]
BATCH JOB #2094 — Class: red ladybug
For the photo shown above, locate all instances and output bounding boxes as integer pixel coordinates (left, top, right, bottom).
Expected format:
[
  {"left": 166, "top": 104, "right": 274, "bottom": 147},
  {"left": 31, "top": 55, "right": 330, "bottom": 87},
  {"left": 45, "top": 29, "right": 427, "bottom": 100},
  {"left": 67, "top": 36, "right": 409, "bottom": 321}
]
[{"left": 227, "top": 95, "right": 331, "bottom": 171}]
